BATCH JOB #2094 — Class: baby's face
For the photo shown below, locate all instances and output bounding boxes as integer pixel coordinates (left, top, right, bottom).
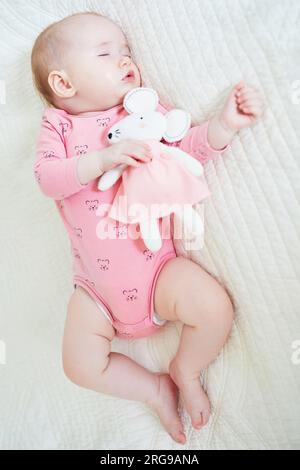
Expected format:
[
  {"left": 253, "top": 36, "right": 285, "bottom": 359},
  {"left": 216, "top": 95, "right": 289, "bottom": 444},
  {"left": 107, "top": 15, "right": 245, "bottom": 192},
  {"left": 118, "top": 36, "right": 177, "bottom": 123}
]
[{"left": 54, "top": 15, "right": 141, "bottom": 113}]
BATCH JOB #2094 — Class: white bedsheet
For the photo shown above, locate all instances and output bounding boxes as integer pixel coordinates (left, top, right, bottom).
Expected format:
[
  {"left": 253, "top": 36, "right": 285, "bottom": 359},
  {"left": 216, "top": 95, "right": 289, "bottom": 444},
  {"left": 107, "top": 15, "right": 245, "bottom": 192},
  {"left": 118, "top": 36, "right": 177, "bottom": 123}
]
[{"left": 0, "top": 0, "right": 299, "bottom": 450}]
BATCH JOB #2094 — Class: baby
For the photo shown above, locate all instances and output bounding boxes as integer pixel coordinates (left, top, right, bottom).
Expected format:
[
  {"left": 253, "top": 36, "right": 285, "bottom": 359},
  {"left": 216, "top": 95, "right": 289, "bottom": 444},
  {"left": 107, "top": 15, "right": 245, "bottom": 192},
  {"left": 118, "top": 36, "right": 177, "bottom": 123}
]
[{"left": 31, "top": 12, "right": 265, "bottom": 444}]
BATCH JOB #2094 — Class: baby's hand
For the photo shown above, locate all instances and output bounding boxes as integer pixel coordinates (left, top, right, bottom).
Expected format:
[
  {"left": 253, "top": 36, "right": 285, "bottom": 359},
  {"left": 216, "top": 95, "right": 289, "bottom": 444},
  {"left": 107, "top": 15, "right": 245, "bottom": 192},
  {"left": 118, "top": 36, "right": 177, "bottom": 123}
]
[
  {"left": 99, "top": 139, "right": 152, "bottom": 173},
  {"left": 219, "top": 80, "right": 266, "bottom": 133}
]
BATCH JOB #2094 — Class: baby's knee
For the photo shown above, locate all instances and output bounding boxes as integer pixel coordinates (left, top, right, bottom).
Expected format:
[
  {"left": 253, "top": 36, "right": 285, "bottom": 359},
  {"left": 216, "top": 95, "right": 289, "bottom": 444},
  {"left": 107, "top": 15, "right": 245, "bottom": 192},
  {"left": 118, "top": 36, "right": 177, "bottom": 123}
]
[
  {"left": 62, "top": 343, "right": 111, "bottom": 389},
  {"left": 62, "top": 287, "right": 115, "bottom": 387},
  {"left": 196, "top": 282, "right": 235, "bottom": 332},
  {"left": 62, "top": 352, "right": 82, "bottom": 387},
  {"left": 222, "top": 285, "right": 236, "bottom": 321},
  {"left": 213, "top": 283, "right": 235, "bottom": 319},
  {"left": 212, "top": 285, "right": 236, "bottom": 338},
  {"left": 61, "top": 341, "right": 85, "bottom": 387}
]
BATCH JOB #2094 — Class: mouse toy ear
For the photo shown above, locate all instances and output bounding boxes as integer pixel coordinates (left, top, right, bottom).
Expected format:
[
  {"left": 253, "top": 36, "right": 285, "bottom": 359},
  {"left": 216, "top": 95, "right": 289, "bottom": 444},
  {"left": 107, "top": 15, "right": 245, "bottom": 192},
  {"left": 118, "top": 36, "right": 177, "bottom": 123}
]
[
  {"left": 162, "top": 109, "right": 191, "bottom": 143},
  {"left": 124, "top": 87, "right": 159, "bottom": 114}
]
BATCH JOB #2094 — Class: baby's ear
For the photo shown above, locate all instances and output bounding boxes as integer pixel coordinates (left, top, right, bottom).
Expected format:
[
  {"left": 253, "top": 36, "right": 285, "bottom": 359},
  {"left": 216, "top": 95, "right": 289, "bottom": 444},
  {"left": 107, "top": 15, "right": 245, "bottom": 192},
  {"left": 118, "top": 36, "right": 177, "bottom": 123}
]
[
  {"left": 162, "top": 109, "right": 191, "bottom": 143},
  {"left": 124, "top": 87, "right": 159, "bottom": 114},
  {"left": 48, "top": 69, "right": 76, "bottom": 99}
]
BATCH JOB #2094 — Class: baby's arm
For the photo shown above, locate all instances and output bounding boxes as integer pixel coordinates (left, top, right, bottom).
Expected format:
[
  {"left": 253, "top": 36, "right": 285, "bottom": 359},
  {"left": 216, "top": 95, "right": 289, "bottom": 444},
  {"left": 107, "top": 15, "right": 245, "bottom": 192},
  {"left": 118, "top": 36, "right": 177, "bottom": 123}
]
[
  {"left": 159, "top": 77, "right": 266, "bottom": 164},
  {"left": 178, "top": 80, "right": 265, "bottom": 162},
  {"left": 157, "top": 102, "right": 233, "bottom": 165},
  {"left": 177, "top": 120, "right": 232, "bottom": 165},
  {"left": 206, "top": 115, "right": 237, "bottom": 151},
  {"left": 33, "top": 116, "right": 103, "bottom": 200}
]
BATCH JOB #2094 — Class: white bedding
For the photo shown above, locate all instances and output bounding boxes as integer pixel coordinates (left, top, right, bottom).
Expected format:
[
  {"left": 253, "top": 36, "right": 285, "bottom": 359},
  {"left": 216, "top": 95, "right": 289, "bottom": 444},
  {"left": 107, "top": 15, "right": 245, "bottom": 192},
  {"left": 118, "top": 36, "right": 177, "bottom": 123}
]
[{"left": 0, "top": 0, "right": 299, "bottom": 450}]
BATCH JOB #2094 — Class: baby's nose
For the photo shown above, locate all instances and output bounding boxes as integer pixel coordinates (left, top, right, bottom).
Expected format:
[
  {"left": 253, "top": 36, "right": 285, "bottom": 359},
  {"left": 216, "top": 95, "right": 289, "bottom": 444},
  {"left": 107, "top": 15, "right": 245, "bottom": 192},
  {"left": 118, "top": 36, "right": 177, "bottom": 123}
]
[{"left": 120, "top": 56, "right": 131, "bottom": 67}]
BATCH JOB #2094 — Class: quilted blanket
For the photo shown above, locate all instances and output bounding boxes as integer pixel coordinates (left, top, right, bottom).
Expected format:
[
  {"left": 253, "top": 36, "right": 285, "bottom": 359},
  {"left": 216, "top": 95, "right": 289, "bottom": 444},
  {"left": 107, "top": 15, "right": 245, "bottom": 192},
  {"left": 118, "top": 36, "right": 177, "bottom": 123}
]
[{"left": 0, "top": 0, "right": 299, "bottom": 450}]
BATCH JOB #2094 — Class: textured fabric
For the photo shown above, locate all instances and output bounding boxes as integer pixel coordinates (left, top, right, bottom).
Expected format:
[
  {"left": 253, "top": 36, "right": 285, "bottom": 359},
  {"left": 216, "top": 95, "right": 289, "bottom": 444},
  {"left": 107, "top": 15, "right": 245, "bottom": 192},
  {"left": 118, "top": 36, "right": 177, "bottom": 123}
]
[
  {"left": 1, "top": 0, "right": 299, "bottom": 450},
  {"left": 33, "top": 102, "right": 226, "bottom": 339}
]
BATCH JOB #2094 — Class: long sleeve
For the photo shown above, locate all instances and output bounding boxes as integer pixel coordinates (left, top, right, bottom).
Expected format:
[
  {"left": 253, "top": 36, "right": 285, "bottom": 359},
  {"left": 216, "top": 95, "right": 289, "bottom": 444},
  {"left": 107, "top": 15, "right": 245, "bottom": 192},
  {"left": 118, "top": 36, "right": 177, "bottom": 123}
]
[
  {"left": 178, "top": 120, "right": 230, "bottom": 165},
  {"left": 33, "top": 112, "right": 88, "bottom": 200},
  {"left": 157, "top": 101, "right": 230, "bottom": 165}
]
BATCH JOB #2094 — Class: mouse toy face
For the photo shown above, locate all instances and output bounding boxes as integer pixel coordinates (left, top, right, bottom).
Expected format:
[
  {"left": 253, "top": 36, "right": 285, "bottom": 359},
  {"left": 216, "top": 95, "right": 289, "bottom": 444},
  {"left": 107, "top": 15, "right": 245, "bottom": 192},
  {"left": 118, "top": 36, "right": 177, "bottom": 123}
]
[
  {"left": 107, "top": 111, "right": 166, "bottom": 143},
  {"left": 106, "top": 87, "right": 191, "bottom": 144}
]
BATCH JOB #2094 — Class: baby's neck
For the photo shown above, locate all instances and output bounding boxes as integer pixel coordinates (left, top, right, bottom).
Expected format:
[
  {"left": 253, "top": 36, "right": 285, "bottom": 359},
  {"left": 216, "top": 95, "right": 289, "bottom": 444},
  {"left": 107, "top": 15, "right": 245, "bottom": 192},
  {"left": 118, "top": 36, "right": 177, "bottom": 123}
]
[
  {"left": 64, "top": 104, "right": 123, "bottom": 117},
  {"left": 72, "top": 110, "right": 105, "bottom": 117},
  {"left": 52, "top": 98, "right": 122, "bottom": 117}
]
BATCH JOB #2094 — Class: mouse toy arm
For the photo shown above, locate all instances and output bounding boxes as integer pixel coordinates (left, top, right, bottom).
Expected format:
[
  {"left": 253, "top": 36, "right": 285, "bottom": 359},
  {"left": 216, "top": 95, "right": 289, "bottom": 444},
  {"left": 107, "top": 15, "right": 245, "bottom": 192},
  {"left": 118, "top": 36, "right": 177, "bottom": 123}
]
[{"left": 97, "top": 163, "right": 128, "bottom": 191}]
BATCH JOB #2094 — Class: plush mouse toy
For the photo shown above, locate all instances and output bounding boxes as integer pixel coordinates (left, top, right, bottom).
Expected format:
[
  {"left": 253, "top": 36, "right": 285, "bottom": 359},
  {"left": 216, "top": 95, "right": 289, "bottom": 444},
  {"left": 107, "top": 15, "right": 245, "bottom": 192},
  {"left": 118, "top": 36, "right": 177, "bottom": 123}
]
[{"left": 98, "top": 87, "right": 208, "bottom": 252}]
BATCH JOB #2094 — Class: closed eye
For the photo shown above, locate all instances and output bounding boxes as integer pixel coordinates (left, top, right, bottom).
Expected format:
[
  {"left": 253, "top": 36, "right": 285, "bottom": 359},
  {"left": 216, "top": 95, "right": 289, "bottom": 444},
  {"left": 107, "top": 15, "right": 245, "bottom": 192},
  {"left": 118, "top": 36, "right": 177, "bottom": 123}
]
[{"left": 97, "top": 54, "right": 132, "bottom": 58}]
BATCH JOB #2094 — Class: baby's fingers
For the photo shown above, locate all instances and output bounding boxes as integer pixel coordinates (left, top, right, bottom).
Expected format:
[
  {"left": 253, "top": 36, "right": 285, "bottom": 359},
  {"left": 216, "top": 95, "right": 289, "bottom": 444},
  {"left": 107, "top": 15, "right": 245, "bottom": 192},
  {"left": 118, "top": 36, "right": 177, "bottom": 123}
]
[
  {"left": 121, "top": 155, "right": 142, "bottom": 167},
  {"left": 129, "top": 150, "right": 152, "bottom": 163},
  {"left": 238, "top": 98, "right": 263, "bottom": 109},
  {"left": 127, "top": 141, "right": 152, "bottom": 162},
  {"left": 236, "top": 89, "right": 262, "bottom": 104},
  {"left": 128, "top": 139, "right": 151, "bottom": 152},
  {"left": 239, "top": 102, "right": 265, "bottom": 117}
]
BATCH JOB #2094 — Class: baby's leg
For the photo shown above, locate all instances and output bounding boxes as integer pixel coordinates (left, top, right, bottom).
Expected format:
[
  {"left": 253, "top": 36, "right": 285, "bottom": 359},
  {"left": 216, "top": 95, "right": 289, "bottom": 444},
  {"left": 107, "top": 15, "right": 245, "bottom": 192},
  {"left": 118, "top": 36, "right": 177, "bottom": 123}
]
[
  {"left": 154, "top": 256, "right": 235, "bottom": 430},
  {"left": 62, "top": 286, "right": 186, "bottom": 444}
]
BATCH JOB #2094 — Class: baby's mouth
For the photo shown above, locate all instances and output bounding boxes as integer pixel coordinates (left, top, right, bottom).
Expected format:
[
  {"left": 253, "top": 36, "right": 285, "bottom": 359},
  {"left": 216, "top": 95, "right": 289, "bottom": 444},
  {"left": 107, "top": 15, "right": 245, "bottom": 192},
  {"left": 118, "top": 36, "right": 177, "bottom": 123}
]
[{"left": 122, "top": 70, "right": 135, "bottom": 81}]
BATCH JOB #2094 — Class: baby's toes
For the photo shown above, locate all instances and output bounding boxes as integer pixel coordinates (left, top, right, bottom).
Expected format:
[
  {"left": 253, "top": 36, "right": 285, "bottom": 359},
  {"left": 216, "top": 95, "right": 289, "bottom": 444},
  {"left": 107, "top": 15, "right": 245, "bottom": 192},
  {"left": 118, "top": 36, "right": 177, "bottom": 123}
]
[
  {"left": 172, "top": 425, "right": 186, "bottom": 444},
  {"left": 164, "top": 410, "right": 186, "bottom": 444},
  {"left": 188, "top": 397, "right": 211, "bottom": 430},
  {"left": 192, "top": 410, "right": 203, "bottom": 429}
]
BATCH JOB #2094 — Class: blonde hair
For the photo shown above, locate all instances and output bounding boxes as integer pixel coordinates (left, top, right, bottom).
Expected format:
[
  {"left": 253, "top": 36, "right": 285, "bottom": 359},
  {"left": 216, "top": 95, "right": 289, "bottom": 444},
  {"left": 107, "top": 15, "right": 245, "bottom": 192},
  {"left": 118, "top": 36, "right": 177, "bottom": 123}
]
[{"left": 31, "top": 11, "right": 104, "bottom": 107}]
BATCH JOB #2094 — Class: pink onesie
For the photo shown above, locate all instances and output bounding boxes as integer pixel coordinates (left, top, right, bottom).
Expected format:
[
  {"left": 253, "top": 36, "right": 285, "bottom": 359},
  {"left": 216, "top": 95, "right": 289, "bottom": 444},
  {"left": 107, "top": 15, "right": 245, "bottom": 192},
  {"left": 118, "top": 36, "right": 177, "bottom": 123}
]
[{"left": 33, "top": 100, "right": 229, "bottom": 339}]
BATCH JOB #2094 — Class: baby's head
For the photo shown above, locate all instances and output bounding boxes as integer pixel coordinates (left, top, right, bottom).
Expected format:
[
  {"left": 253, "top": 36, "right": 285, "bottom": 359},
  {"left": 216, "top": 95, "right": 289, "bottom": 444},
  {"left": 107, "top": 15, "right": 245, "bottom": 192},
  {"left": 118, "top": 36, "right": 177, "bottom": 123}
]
[{"left": 31, "top": 12, "right": 142, "bottom": 115}]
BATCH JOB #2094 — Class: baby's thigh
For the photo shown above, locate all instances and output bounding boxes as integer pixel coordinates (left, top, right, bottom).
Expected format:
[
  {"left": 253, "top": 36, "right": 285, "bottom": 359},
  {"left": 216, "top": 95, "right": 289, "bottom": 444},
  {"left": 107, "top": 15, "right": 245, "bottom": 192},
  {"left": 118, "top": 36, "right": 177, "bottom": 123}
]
[
  {"left": 154, "top": 256, "right": 234, "bottom": 325},
  {"left": 62, "top": 286, "right": 116, "bottom": 384}
]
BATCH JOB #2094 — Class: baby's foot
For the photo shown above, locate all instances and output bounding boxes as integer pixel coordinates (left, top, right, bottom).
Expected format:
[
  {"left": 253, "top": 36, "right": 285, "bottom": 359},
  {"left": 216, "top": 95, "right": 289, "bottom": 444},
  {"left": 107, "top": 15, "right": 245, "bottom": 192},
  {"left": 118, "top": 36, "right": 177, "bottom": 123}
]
[
  {"left": 169, "top": 359, "right": 211, "bottom": 430},
  {"left": 147, "top": 373, "right": 186, "bottom": 445}
]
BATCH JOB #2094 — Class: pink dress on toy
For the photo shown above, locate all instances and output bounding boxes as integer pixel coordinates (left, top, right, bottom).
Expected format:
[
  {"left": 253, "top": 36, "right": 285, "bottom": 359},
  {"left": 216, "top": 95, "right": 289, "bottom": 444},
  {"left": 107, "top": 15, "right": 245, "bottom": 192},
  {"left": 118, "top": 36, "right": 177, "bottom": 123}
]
[{"left": 108, "top": 139, "right": 211, "bottom": 224}]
